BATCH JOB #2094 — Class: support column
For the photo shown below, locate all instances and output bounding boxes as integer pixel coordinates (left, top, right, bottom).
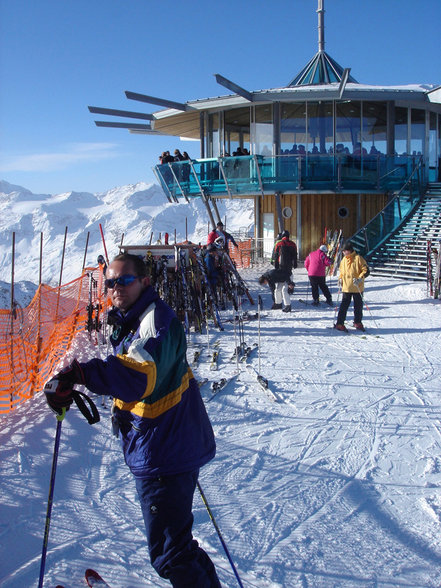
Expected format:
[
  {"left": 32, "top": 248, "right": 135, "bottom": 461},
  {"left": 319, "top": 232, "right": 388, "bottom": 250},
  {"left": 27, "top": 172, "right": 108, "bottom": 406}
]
[
  {"left": 296, "top": 195, "right": 302, "bottom": 259},
  {"left": 274, "top": 192, "right": 284, "bottom": 234},
  {"left": 203, "top": 196, "right": 216, "bottom": 230},
  {"left": 210, "top": 198, "right": 222, "bottom": 227}
]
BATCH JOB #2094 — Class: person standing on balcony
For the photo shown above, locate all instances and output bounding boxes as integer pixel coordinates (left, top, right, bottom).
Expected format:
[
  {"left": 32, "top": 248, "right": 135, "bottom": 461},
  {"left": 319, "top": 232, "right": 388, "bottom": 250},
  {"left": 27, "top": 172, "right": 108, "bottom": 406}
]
[
  {"left": 304, "top": 244, "right": 333, "bottom": 306},
  {"left": 44, "top": 253, "right": 221, "bottom": 588},
  {"left": 181, "top": 151, "right": 191, "bottom": 184},
  {"left": 272, "top": 230, "right": 298, "bottom": 312},
  {"left": 334, "top": 242, "right": 368, "bottom": 332},
  {"left": 207, "top": 221, "right": 238, "bottom": 252}
]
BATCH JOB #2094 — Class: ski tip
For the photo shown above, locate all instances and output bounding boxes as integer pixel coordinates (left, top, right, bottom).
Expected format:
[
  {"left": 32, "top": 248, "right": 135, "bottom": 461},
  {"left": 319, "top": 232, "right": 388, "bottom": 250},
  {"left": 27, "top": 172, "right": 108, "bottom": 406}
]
[{"left": 85, "top": 568, "right": 109, "bottom": 586}]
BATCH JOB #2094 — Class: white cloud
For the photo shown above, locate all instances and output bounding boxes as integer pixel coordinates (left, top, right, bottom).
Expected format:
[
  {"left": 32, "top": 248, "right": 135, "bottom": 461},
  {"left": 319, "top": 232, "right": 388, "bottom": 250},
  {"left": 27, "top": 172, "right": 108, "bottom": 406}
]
[{"left": 0, "top": 142, "right": 119, "bottom": 172}]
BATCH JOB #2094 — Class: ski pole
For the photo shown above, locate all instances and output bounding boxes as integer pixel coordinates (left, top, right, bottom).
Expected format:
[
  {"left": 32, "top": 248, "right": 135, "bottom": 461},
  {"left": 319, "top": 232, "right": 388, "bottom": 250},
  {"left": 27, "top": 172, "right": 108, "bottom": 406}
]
[
  {"left": 258, "top": 295, "right": 262, "bottom": 374},
  {"left": 355, "top": 282, "right": 379, "bottom": 329},
  {"left": 197, "top": 482, "right": 244, "bottom": 588},
  {"left": 38, "top": 408, "right": 66, "bottom": 588},
  {"left": 38, "top": 392, "right": 99, "bottom": 588},
  {"left": 334, "top": 281, "right": 342, "bottom": 325}
]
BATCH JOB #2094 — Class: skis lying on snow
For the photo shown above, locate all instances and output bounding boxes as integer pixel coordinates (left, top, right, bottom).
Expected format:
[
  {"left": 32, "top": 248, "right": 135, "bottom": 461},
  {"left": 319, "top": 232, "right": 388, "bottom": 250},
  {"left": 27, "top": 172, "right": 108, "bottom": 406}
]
[
  {"left": 240, "top": 342, "right": 258, "bottom": 362},
  {"left": 229, "top": 342, "right": 258, "bottom": 363},
  {"left": 299, "top": 299, "right": 334, "bottom": 308},
  {"left": 210, "top": 350, "right": 220, "bottom": 370},
  {"left": 328, "top": 325, "right": 380, "bottom": 338},
  {"left": 55, "top": 568, "right": 110, "bottom": 588},
  {"left": 85, "top": 568, "right": 111, "bottom": 587},
  {"left": 192, "top": 348, "right": 202, "bottom": 366},
  {"left": 246, "top": 364, "right": 278, "bottom": 402},
  {"left": 224, "top": 311, "right": 265, "bottom": 323},
  {"left": 207, "top": 373, "right": 239, "bottom": 403}
]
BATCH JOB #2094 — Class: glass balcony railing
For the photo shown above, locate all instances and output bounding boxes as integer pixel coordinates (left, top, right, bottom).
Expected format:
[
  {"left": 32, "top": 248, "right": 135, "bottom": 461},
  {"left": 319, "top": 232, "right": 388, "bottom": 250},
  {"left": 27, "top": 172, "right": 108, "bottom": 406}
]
[{"left": 154, "top": 154, "right": 423, "bottom": 202}]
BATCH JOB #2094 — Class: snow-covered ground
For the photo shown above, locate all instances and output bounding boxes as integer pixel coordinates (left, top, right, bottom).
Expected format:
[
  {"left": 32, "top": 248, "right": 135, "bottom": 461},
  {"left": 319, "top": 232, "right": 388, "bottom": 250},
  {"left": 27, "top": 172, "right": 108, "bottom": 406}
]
[
  {"left": 1, "top": 267, "right": 441, "bottom": 588},
  {"left": 1, "top": 180, "right": 441, "bottom": 587}
]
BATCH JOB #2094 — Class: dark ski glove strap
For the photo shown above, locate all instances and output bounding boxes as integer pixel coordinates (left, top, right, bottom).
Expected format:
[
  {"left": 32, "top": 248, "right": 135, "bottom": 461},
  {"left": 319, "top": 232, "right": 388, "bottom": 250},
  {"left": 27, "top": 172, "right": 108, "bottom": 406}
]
[{"left": 71, "top": 390, "right": 100, "bottom": 425}]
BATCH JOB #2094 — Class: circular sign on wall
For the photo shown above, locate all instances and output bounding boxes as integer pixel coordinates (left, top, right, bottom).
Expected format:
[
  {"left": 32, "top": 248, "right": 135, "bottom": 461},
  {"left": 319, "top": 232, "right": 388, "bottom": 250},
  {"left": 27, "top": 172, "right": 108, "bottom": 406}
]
[{"left": 282, "top": 206, "right": 293, "bottom": 219}]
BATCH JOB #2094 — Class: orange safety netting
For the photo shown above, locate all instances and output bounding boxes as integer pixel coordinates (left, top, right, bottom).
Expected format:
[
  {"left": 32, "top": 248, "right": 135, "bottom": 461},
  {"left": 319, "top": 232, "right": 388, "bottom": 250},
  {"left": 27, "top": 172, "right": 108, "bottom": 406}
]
[
  {"left": 229, "top": 239, "right": 252, "bottom": 268},
  {"left": 0, "top": 267, "right": 106, "bottom": 414}
]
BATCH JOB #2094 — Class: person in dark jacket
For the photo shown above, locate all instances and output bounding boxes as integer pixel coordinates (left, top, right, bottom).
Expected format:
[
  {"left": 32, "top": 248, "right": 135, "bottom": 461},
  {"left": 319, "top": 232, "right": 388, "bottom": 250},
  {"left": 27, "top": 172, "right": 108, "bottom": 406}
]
[
  {"left": 259, "top": 268, "right": 292, "bottom": 308},
  {"left": 204, "top": 244, "right": 221, "bottom": 294},
  {"left": 272, "top": 231, "right": 298, "bottom": 312},
  {"left": 44, "top": 253, "right": 220, "bottom": 588}
]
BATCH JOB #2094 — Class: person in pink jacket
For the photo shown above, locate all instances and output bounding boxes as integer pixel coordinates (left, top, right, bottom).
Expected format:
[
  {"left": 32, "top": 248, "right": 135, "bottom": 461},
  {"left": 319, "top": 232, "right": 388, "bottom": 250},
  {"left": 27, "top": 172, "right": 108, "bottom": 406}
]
[{"left": 304, "top": 244, "right": 333, "bottom": 306}]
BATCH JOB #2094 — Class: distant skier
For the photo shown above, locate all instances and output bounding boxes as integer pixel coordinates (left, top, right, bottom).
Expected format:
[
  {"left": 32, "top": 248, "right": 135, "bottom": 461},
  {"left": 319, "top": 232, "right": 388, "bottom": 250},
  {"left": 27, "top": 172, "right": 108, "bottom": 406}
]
[
  {"left": 304, "top": 244, "right": 333, "bottom": 306},
  {"left": 97, "top": 254, "right": 107, "bottom": 277},
  {"left": 334, "top": 241, "right": 369, "bottom": 331}
]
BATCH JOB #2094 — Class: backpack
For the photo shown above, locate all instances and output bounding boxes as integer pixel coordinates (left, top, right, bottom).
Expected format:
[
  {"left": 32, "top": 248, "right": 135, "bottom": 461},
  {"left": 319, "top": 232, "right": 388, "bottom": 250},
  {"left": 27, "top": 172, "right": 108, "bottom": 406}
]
[{"left": 364, "top": 264, "right": 371, "bottom": 278}]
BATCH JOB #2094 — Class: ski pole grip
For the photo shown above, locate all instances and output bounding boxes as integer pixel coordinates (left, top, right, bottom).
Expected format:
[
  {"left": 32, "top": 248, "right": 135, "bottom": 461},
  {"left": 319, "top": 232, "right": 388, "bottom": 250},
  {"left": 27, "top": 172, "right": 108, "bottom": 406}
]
[
  {"left": 71, "top": 390, "right": 100, "bottom": 425},
  {"left": 56, "top": 407, "right": 67, "bottom": 422}
]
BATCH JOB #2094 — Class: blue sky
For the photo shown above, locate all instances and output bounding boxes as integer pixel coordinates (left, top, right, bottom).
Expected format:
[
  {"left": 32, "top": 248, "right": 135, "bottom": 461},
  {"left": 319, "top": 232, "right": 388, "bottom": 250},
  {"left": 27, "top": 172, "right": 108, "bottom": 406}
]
[{"left": 1, "top": 0, "right": 440, "bottom": 195}]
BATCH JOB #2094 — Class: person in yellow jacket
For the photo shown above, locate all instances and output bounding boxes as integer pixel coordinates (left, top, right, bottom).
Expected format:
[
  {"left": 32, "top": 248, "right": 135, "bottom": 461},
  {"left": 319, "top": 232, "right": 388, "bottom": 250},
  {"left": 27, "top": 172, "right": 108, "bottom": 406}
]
[{"left": 334, "top": 242, "right": 368, "bottom": 332}]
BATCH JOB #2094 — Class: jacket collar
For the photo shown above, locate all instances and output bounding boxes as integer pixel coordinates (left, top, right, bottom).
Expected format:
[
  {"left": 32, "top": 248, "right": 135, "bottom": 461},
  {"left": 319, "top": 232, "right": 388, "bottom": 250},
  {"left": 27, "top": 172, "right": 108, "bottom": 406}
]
[{"left": 108, "top": 286, "right": 159, "bottom": 329}]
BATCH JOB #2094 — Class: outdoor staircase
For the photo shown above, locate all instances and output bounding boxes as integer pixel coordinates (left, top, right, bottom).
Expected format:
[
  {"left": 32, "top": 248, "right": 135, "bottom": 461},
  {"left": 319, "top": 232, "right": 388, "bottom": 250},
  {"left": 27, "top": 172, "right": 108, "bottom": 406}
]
[{"left": 369, "top": 183, "right": 441, "bottom": 281}]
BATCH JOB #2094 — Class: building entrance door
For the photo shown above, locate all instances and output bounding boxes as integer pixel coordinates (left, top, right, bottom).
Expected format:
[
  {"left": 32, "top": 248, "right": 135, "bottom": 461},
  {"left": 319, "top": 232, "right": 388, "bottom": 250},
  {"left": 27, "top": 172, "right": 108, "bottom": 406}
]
[{"left": 263, "top": 213, "right": 275, "bottom": 259}]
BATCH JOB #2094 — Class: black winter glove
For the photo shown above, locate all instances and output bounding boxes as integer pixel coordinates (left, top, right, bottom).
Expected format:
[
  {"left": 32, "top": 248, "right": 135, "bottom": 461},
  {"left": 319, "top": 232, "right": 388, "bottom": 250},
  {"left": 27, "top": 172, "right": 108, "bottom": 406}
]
[{"left": 44, "top": 359, "right": 85, "bottom": 414}]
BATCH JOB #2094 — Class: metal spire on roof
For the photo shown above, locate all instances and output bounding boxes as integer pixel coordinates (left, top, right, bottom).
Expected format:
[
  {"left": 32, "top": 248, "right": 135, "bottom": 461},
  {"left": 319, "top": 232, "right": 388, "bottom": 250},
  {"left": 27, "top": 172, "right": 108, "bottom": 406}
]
[
  {"left": 287, "top": 0, "right": 357, "bottom": 87},
  {"left": 317, "top": 0, "right": 325, "bottom": 52}
]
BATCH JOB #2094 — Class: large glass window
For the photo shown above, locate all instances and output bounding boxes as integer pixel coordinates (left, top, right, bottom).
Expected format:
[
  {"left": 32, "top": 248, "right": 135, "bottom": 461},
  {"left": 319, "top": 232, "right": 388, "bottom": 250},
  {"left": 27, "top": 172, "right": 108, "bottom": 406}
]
[
  {"left": 410, "top": 108, "right": 425, "bottom": 156},
  {"left": 307, "top": 101, "right": 333, "bottom": 154},
  {"left": 223, "top": 107, "right": 250, "bottom": 156},
  {"left": 363, "top": 102, "right": 387, "bottom": 155},
  {"left": 394, "top": 107, "right": 408, "bottom": 155},
  {"left": 280, "top": 103, "right": 306, "bottom": 154},
  {"left": 208, "top": 113, "right": 220, "bottom": 157},
  {"left": 336, "top": 102, "right": 361, "bottom": 154},
  {"left": 251, "top": 105, "right": 273, "bottom": 156}
]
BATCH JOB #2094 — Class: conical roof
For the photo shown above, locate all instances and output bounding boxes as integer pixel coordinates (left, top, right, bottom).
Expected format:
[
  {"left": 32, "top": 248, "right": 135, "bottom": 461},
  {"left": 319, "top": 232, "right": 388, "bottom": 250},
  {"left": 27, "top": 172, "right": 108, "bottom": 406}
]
[{"left": 287, "top": 50, "right": 358, "bottom": 87}]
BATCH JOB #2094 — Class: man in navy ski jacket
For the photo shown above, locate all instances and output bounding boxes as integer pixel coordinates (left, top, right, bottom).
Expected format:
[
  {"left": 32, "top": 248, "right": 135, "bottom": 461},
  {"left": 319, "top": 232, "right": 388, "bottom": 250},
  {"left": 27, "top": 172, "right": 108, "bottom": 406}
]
[{"left": 44, "top": 253, "right": 220, "bottom": 588}]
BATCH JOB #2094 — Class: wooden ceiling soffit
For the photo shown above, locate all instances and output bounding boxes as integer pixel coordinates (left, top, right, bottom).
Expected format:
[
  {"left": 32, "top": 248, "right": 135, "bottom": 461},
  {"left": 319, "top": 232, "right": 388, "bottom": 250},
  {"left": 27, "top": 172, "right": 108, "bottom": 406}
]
[{"left": 153, "top": 111, "right": 201, "bottom": 139}]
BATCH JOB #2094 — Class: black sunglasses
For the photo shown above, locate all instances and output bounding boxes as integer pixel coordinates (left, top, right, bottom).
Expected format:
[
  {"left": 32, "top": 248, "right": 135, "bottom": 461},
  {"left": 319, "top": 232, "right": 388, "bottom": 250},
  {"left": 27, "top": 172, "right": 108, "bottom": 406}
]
[{"left": 104, "top": 274, "right": 140, "bottom": 289}]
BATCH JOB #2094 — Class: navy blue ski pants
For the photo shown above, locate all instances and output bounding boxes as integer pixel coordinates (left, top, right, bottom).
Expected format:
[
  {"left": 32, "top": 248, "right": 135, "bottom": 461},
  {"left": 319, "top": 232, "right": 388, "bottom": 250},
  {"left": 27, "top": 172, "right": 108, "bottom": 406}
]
[
  {"left": 135, "top": 470, "right": 221, "bottom": 587},
  {"left": 336, "top": 292, "right": 363, "bottom": 324}
]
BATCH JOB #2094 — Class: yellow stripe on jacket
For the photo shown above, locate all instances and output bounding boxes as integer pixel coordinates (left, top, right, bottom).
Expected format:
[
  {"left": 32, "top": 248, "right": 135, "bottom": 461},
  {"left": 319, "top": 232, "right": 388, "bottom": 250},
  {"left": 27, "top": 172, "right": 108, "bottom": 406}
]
[{"left": 113, "top": 367, "right": 193, "bottom": 419}]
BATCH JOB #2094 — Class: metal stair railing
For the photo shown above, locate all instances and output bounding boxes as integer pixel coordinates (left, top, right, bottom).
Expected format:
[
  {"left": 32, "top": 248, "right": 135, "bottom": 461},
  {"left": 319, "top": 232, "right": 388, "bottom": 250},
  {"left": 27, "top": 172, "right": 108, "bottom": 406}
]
[
  {"left": 349, "top": 156, "right": 424, "bottom": 258},
  {"left": 367, "top": 185, "right": 441, "bottom": 281}
]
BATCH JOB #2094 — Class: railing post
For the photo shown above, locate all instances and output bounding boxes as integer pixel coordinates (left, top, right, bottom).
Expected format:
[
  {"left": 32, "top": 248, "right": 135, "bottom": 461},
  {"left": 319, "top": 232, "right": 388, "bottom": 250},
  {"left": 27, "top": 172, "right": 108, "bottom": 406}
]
[
  {"left": 336, "top": 156, "right": 342, "bottom": 191},
  {"left": 153, "top": 166, "right": 175, "bottom": 203},
  {"left": 218, "top": 158, "right": 232, "bottom": 198},
  {"left": 362, "top": 227, "right": 369, "bottom": 254},
  {"left": 296, "top": 156, "right": 303, "bottom": 190}
]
